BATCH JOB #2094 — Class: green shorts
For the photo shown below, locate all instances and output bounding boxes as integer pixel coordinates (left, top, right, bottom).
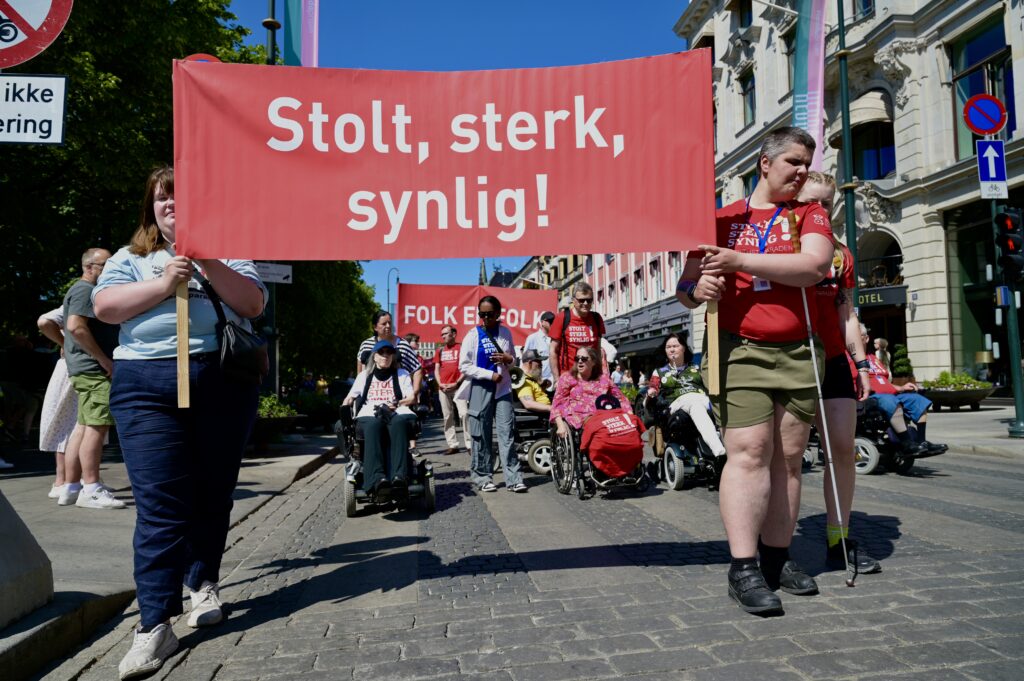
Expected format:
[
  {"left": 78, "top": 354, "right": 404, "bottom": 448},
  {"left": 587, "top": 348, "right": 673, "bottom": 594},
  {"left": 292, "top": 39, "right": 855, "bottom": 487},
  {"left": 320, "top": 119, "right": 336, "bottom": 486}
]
[
  {"left": 701, "top": 333, "right": 823, "bottom": 429},
  {"left": 70, "top": 373, "right": 114, "bottom": 426}
]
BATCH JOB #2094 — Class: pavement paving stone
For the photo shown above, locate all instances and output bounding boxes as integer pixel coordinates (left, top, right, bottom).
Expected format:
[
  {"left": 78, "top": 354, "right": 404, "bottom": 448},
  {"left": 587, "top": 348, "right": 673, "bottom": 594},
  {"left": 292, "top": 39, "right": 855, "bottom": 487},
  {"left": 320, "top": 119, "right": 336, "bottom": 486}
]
[
  {"left": 705, "top": 636, "right": 809, "bottom": 663},
  {"left": 787, "top": 649, "right": 913, "bottom": 678},
  {"left": 556, "top": 633, "right": 659, "bottom": 658},
  {"left": 608, "top": 647, "right": 717, "bottom": 674},
  {"left": 351, "top": 657, "right": 460, "bottom": 680},
  {"left": 505, "top": 657, "right": 616, "bottom": 681},
  {"left": 888, "top": 639, "right": 1006, "bottom": 667},
  {"left": 457, "top": 644, "right": 563, "bottom": 673},
  {"left": 960, "top": 659, "right": 1024, "bottom": 681},
  {"left": 648, "top": 623, "right": 748, "bottom": 649},
  {"left": 689, "top": 661, "right": 804, "bottom": 681},
  {"left": 965, "top": 615, "right": 1024, "bottom": 636},
  {"left": 856, "top": 670, "right": 976, "bottom": 681}
]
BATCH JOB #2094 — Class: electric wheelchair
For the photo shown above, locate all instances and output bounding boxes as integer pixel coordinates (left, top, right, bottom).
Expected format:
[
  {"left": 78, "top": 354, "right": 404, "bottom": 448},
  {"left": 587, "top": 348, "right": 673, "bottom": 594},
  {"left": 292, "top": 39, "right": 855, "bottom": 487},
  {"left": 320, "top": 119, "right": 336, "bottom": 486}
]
[
  {"left": 337, "top": 402, "right": 436, "bottom": 516},
  {"left": 634, "top": 391, "right": 725, "bottom": 491}
]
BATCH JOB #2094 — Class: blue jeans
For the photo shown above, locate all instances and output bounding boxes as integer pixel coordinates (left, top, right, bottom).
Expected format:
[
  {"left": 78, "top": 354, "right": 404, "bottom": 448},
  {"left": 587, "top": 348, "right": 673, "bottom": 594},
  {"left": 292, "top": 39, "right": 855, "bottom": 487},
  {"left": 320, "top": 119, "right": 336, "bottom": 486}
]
[
  {"left": 110, "top": 355, "right": 258, "bottom": 627},
  {"left": 468, "top": 388, "right": 521, "bottom": 488},
  {"left": 871, "top": 392, "right": 932, "bottom": 423}
]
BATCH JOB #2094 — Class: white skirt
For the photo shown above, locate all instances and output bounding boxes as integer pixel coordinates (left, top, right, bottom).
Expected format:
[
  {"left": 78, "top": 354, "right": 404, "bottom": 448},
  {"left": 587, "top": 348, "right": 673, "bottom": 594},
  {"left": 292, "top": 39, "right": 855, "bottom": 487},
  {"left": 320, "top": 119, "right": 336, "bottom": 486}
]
[{"left": 38, "top": 358, "right": 78, "bottom": 453}]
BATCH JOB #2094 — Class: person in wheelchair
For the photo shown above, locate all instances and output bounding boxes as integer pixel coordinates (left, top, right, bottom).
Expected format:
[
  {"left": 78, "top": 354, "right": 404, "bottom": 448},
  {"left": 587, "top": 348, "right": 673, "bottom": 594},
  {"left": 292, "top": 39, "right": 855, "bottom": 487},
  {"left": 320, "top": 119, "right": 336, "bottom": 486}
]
[
  {"left": 644, "top": 333, "right": 727, "bottom": 461},
  {"left": 515, "top": 350, "right": 551, "bottom": 414},
  {"left": 550, "top": 346, "right": 630, "bottom": 439},
  {"left": 342, "top": 339, "right": 417, "bottom": 500},
  {"left": 860, "top": 326, "right": 945, "bottom": 456}
]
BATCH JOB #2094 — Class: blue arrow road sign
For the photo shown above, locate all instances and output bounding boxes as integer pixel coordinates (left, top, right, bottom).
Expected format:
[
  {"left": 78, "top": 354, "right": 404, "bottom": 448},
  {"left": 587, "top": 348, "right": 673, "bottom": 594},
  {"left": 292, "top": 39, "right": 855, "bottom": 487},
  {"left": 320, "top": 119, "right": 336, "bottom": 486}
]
[{"left": 978, "top": 140, "right": 1007, "bottom": 182}]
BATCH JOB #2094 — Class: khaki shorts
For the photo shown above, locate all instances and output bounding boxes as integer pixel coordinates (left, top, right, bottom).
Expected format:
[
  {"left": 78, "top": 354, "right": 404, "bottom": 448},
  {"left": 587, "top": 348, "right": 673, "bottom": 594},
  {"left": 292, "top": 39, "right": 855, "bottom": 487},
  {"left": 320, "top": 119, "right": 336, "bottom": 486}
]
[
  {"left": 70, "top": 373, "right": 114, "bottom": 426},
  {"left": 701, "top": 333, "right": 822, "bottom": 429}
]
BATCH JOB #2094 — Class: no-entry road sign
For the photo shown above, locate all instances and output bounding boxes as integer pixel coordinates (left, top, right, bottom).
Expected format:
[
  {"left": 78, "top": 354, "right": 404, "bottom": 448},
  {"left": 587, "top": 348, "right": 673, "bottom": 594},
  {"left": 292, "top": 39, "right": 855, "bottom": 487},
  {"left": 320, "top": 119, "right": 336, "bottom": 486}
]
[
  {"left": 963, "top": 94, "right": 1008, "bottom": 137},
  {"left": 0, "top": 0, "right": 74, "bottom": 69}
]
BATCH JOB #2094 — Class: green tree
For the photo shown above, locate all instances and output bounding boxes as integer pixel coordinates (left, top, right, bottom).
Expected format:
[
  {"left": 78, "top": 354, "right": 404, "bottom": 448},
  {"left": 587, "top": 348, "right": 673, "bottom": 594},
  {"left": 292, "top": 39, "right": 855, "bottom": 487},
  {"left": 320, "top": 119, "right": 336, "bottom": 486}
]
[
  {"left": 1, "top": 0, "right": 265, "bottom": 336},
  {"left": 275, "top": 262, "right": 377, "bottom": 387}
]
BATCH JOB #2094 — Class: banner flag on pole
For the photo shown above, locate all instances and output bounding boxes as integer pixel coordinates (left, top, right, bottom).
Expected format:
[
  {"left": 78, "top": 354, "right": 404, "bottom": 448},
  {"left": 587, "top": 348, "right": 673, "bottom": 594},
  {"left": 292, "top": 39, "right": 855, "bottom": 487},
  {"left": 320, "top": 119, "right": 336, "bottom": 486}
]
[
  {"left": 792, "top": 0, "right": 827, "bottom": 169},
  {"left": 172, "top": 51, "right": 715, "bottom": 261},
  {"left": 283, "top": 0, "right": 319, "bottom": 67},
  {"left": 397, "top": 284, "right": 558, "bottom": 346}
]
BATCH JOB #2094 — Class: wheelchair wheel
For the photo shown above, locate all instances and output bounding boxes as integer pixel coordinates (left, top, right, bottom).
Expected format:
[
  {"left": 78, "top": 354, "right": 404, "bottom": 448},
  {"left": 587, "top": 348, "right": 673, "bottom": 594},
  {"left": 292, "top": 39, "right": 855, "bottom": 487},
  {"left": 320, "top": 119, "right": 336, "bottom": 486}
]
[
  {"left": 853, "top": 437, "right": 881, "bottom": 475},
  {"left": 663, "top": 444, "right": 686, "bottom": 490},
  {"left": 550, "top": 433, "right": 574, "bottom": 495},
  {"left": 527, "top": 439, "right": 553, "bottom": 476},
  {"left": 421, "top": 476, "right": 436, "bottom": 513},
  {"left": 343, "top": 479, "right": 357, "bottom": 517}
]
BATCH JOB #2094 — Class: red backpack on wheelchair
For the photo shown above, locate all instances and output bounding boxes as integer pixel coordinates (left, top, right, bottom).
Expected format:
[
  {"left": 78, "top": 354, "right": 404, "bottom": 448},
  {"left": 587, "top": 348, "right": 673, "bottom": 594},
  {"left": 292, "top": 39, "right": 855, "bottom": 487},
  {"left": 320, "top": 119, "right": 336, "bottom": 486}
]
[{"left": 580, "top": 408, "right": 646, "bottom": 478}]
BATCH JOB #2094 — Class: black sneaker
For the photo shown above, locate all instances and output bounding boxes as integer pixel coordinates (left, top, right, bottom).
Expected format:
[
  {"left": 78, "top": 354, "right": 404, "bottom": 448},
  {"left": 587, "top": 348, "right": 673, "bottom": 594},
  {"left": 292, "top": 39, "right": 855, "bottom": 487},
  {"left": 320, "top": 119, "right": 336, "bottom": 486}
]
[
  {"left": 390, "top": 477, "right": 408, "bottom": 500},
  {"left": 728, "top": 563, "right": 784, "bottom": 615},
  {"left": 765, "top": 560, "right": 819, "bottom": 595},
  {"left": 825, "top": 539, "right": 881, "bottom": 574},
  {"left": 370, "top": 479, "right": 391, "bottom": 501}
]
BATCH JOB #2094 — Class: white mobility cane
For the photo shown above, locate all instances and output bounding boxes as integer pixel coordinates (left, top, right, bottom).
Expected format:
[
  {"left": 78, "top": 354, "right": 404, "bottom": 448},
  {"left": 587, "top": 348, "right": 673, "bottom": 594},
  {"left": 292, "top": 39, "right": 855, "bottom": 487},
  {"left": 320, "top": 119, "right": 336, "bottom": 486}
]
[{"left": 790, "top": 212, "right": 856, "bottom": 587}]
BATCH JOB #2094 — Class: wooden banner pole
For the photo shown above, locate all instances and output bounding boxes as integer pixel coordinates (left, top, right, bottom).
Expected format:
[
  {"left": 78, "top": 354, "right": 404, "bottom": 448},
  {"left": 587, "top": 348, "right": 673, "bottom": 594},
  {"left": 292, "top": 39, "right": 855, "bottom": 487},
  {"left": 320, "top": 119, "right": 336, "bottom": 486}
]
[
  {"left": 707, "top": 300, "right": 720, "bottom": 396},
  {"left": 176, "top": 281, "right": 190, "bottom": 408}
]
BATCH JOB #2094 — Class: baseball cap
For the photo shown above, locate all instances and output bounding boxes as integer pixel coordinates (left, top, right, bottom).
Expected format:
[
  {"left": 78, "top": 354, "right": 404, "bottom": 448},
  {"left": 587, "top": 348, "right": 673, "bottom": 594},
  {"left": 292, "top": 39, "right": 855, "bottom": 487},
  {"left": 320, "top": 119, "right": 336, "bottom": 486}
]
[
  {"left": 521, "top": 349, "right": 545, "bottom": 362},
  {"left": 372, "top": 339, "right": 396, "bottom": 354}
]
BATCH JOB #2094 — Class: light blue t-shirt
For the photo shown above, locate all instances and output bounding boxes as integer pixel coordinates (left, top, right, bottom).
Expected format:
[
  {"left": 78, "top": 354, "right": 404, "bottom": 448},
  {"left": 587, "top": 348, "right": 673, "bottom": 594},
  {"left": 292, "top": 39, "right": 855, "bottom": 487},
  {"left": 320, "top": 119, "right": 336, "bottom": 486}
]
[{"left": 93, "top": 246, "right": 267, "bottom": 360}]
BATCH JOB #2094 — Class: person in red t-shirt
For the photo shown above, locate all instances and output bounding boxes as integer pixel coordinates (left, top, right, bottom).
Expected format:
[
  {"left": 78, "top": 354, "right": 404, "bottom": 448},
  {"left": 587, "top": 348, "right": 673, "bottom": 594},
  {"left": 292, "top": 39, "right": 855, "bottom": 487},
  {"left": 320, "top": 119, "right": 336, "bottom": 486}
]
[
  {"left": 677, "top": 127, "right": 834, "bottom": 616},
  {"left": 435, "top": 325, "right": 469, "bottom": 454},
  {"left": 549, "top": 282, "right": 605, "bottom": 381},
  {"left": 800, "top": 172, "right": 880, "bottom": 576}
]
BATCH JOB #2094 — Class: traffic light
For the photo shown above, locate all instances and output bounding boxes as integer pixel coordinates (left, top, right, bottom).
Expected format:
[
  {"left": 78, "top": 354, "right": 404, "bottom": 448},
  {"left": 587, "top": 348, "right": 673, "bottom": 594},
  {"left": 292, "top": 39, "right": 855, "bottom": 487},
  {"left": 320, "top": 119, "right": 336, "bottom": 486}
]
[{"left": 995, "top": 209, "right": 1024, "bottom": 281}]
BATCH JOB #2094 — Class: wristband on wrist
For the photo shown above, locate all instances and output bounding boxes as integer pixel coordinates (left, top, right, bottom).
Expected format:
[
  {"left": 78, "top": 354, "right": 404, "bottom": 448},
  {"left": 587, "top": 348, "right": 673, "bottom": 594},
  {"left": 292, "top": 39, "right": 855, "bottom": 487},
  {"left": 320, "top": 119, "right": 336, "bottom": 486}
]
[
  {"left": 676, "top": 279, "right": 698, "bottom": 298},
  {"left": 854, "top": 359, "right": 870, "bottom": 370}
]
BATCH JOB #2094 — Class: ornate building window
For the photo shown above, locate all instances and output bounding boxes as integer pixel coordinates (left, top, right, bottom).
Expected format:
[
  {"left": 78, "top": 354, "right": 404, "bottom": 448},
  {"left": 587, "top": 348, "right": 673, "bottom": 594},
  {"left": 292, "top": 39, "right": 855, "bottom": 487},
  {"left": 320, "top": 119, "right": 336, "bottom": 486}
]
[
  {"left": 852, "top": 121, "right": 896, "bottom": 181},
  {"left": 952, "top": 18, "right": 1015, "bottom": 160},
  {"left": 739, "top": 68, "right": 756, "bottom": 128}
]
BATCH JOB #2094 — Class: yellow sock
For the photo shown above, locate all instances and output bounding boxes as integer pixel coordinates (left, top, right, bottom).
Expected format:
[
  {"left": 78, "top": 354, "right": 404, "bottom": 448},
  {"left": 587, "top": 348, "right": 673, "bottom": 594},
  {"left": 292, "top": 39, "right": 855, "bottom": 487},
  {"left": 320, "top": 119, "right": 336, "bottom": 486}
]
[{"left": 827, "top": 524, "right": 848, "bottom": 547}]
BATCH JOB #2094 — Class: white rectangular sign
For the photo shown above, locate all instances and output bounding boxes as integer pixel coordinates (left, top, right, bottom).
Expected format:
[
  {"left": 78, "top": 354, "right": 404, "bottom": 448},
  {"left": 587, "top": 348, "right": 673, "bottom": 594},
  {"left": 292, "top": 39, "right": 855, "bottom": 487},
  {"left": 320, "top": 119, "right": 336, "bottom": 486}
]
[
  {"left": 0, "top": 74, "right": 68, "bottom": 145},
  {"left": 980, "top": 181, "right": 1009, "bottom": 199},
  {"left": 255, "top": 261, "right": 293, "bottom": 284}
]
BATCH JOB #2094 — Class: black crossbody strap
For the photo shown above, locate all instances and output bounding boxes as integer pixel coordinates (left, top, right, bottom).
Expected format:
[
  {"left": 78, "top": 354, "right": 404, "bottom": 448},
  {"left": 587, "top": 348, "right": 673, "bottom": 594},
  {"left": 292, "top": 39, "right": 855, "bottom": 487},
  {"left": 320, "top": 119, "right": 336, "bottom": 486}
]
[{"left": 197, "top": 277, "right": 229, "bottom": 328}]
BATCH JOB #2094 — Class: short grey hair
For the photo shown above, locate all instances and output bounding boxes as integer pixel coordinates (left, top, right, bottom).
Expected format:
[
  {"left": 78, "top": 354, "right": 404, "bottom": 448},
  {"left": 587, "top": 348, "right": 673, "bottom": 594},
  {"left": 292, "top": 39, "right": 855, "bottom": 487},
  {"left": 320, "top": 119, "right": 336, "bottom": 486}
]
[
  {"left": 572, "top": 281, "right": 594, "bottom": 297},
  {"left": 759, "top": 126, "right": 816, "bottom": 165}
]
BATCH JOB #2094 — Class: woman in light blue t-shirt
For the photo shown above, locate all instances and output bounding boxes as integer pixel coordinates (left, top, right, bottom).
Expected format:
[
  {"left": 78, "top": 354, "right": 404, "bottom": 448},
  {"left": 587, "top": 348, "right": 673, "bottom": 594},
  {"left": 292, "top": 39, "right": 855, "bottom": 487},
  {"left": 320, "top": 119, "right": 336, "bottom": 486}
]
[{"left": 93, "top": 166, "right": 267, "bottom": 679}]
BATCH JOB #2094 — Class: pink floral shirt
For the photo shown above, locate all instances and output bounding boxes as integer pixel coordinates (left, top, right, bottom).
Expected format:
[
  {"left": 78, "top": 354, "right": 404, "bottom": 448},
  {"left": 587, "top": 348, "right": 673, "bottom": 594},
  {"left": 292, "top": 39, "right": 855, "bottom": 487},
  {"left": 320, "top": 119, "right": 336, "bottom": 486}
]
[{"left": 550, "top": 373, "right": 631, "bottom": 430}]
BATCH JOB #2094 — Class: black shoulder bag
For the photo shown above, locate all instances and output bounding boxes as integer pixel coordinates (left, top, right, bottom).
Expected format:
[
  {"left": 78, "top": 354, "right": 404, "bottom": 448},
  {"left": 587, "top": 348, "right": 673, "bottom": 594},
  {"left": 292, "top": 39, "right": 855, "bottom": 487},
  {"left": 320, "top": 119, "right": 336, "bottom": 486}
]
[{"left": 199, "top": 279, "right": 269, "bottom": 386}]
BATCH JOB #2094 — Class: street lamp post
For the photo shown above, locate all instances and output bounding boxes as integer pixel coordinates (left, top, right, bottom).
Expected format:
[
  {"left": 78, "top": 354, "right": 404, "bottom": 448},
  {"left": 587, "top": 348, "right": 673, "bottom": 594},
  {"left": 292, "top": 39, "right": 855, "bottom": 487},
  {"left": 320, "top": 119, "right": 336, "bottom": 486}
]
[
  {"left": 386, "top": 267, "right": 400, "bottom": 319},
  {"left": 836, "top": 0, "right": 859, "bottom": 308}
]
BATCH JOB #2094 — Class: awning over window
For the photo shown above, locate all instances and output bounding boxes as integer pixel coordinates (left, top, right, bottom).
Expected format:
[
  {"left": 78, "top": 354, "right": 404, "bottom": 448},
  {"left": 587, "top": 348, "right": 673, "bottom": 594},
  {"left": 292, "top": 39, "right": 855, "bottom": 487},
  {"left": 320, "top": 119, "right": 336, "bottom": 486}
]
[
  {"left": 827, "top": 90, "right": 893, "bottom": 147},
  {"left": 612, "top": 336, "right": 665, "bottom": 359}
]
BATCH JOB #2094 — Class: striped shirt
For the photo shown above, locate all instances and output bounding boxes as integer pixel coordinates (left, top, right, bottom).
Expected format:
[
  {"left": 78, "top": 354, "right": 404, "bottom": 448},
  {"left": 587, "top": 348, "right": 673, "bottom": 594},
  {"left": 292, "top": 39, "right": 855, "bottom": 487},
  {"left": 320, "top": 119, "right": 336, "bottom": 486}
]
[{"left": 357, "top": 336, "right": 421, "bottom": 375}]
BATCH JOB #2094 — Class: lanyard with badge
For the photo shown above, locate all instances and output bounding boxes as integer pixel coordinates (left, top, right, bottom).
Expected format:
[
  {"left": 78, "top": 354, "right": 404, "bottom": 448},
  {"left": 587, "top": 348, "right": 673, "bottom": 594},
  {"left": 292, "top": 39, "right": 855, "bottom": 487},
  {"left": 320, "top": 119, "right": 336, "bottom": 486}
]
[{"left": 742, "top": 198, "right": 786, "bottom": 292}]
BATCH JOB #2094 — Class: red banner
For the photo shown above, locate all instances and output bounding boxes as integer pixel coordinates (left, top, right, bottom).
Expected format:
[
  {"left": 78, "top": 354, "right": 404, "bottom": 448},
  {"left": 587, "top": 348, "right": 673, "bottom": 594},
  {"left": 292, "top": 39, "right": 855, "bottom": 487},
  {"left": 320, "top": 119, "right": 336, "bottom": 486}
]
[
  {"left": 397, "top": 284, "right": 557, "bottom": 346},
  {"left": 172, "top": 52, "right": 714, "bottom": 260}
]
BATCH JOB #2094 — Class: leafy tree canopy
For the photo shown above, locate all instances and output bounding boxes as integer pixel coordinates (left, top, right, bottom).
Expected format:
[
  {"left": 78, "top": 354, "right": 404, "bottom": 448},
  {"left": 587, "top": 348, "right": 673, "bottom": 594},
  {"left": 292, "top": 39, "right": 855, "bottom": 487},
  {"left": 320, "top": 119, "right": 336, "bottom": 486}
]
[{"left": 1, "top": 1, "right": 376, "bottom": 386}]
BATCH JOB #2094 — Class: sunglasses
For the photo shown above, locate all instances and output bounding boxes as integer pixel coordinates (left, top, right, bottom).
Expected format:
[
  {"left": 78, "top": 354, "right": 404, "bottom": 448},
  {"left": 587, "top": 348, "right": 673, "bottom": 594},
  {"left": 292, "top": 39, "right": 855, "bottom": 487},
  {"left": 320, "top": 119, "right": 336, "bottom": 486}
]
[
  {"left": 575, "top": 355, "right": 593, "bottom": 363},
  {"left": 478, "top": 310, "right": 498, "bottom": 318},
  {"left": 575, "top": 298, "right": 593, "bottom": 305}
]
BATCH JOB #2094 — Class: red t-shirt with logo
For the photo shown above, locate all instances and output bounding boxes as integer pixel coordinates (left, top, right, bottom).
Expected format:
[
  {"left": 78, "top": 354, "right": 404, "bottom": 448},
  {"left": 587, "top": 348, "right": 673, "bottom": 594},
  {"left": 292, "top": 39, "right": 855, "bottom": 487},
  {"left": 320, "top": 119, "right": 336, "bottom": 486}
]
[
  {"left": 864, "top": 354, "right": 898, "bottom": 394},
  {"left": 549, "top": 311, "right": 605, "bottom": 374},
  {"left": 437, "top": 343, "right": 461, "bottom": 384},
  {"left": 690, "top": 199, "right": 833, "bottom": 342},
  {"left": 580, "top": 409, "right": 646, "bottom": 478},
  {"left": 814, "top": 244, "right": 856, "bottom": 358}
]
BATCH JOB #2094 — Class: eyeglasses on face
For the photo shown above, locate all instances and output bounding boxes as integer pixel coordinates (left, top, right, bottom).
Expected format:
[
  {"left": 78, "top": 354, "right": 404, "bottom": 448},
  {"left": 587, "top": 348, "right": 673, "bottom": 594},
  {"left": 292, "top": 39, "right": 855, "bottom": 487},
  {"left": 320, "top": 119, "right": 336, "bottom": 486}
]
[
  {"left": 575, "top": 355, "right": 593, "bottom": 363},
  {"left": 478, "top": 310, "right": 498, "bottom": 318},
  {"left": 575, "top": 298, "right": 593, "bottom": 305}
]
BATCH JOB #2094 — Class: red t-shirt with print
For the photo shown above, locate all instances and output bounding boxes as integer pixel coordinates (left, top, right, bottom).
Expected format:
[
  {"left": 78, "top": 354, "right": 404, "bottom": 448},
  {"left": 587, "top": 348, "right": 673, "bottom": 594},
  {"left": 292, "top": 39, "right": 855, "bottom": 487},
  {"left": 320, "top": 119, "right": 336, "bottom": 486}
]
[
  {"left": 549, "top": 311, "right": 605, "bottom": 374},
  {"left": 437, "top": 343, "right": 461, "bottom": 384},
  {"left": 690, "top": 199, "right": 833, "bottom": 342},
  {"left": 814, "top": 244, "right": 856, "bottom": 358}
]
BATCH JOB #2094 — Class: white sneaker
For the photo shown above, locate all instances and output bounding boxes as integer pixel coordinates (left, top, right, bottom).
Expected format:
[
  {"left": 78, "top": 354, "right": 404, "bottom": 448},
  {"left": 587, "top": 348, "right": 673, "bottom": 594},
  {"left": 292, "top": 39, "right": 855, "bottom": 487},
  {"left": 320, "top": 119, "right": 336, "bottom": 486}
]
[
  {"left": 48, "top": 484, "right": 63, "bottom": 499},
  {"left": 118, "top": 623, "right": 178, "bottom": 680},
  {"left": 0, "top": 457, "right": 13, "bottom": 469},
  {"left": 76, "top": 485, "right": 127, "bottom": 509},
  {"left": 187, "top": 582, "right": 224, "bottom": 627},
  {"left": 57, "top": 484, "right": 81, "bottom": 506}
]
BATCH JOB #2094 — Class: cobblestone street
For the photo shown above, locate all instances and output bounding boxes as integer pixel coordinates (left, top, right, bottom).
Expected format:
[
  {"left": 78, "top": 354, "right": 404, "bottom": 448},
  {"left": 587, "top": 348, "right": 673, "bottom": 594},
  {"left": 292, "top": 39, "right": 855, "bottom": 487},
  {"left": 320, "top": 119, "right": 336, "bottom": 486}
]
[{"left": 43, "top": 422, "right": 1024, "bottom": 681}]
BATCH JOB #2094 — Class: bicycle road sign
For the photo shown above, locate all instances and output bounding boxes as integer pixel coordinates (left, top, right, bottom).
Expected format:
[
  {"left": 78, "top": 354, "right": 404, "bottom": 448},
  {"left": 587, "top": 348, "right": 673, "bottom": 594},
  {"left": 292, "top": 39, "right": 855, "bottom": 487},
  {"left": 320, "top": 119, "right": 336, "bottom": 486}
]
[
  {"left": 963, "top": 94, "right": 1007, "bottom": 137},
  {"left": 0, "top": 0, "right": 74, "bottom": 69}
]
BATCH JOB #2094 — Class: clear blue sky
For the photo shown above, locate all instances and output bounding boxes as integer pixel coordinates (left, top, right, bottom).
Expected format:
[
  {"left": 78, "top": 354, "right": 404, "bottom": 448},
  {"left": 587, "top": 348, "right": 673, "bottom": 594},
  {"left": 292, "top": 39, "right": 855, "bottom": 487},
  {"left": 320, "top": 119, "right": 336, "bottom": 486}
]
[{"left": 228, "top": 0, "right": 688, "bottom": 310}]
